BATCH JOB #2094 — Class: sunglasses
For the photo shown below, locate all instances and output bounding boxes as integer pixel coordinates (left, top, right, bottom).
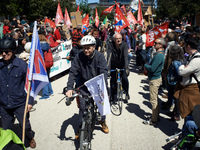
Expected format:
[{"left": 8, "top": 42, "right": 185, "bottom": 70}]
[
  {"left": 154, "top": 42, "right": 161, "bottom": 45},
  {"left": 1, "top": 50, "right": 12, "bottom": 54}
]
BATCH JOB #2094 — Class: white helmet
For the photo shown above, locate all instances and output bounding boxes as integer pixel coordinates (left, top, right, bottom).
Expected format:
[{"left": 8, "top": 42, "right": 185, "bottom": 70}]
[{"left": 81, "top": 35, "right": 96, "bottom": 46}]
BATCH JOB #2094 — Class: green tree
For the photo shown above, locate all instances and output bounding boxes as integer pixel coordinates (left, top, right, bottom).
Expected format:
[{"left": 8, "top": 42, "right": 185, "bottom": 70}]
[{"left": 156, "top": 0, "right": 200, "bottom": 22}]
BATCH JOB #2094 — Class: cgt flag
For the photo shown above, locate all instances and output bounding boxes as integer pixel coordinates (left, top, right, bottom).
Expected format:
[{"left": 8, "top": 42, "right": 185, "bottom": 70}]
[
  {"left": 55, "top": 2, "right": 64, "bottom": 26},
  {"left": 127, "top": 11, "right": 138, "bottom": 25},
  {"left": 25, "top": 21, "right": 49, "bottom": 100},
  {"left": 84, "top": 74, "right": 111, "bottom": 116},
  {"left": 101, "top": 4, "right": 115, "bottom": 16},
  {"left": 146, "top": 22, "right": 169, "bottom": 47},
  {"left": 64, "top": 7, "right": 71, "bottom": 29},
  {"left": 95, "top": 8, "right": 99, "bottom": 27},
  {"left": 82, "top": 14, "right": 89, "bottom": 27},
  {"left": 115, "top": 4, "right": 129, "bottom": 33},
  {"left": 45, "top": 18, "right": 55, "bottom": 29}
]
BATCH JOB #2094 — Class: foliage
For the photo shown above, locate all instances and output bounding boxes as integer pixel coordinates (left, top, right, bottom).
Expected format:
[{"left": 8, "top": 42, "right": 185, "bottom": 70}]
[
  {"left": 77, "top": 0, "right": 91, "bottom": 15},
  {"left": 0, "top": 0, "right": 77, "bottom": 22},
  {"left": 155, "top": 0, "right": 200, "bottom": 20}
]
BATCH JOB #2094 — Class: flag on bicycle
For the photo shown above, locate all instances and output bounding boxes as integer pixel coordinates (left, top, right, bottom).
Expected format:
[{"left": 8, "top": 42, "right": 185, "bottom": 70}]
[
  {"left": 25, "top": 21, "right": 49, "bottom": 100},
  {"left": 85, "top": 74, "right": 111, "bottom": 116}
]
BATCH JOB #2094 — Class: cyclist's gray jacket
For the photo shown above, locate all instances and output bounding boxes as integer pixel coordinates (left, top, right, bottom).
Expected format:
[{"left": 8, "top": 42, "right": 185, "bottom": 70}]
[
  {"left": 67, "top": 50, "right": 108, "bottom": 92},
  {"left": 107, "top": 41, "right": 129, "bottom": 70}
]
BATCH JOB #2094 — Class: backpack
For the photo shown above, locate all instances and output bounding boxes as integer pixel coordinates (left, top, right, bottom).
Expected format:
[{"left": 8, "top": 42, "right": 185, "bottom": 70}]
[
  {"left": 44, "top": 49, "right": 54, "bottom": 68},
  {"left": 167, "top": 60, "right": 182, "bottom": 85}
]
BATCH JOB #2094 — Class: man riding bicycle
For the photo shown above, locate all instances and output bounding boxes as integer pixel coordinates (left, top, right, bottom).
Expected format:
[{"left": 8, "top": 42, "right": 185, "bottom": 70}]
[
  {"left": 107, "top": 33, "right": 130, "bottom": 102},
  {"left": 65, "top": 35, "right": 109, "bottom": 139}
]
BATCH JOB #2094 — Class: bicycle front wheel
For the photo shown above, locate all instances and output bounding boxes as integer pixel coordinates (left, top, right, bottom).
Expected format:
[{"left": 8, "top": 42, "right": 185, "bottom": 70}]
[
  {"left": 80, "top": 120, "right": 92, "bottom": 150},
  {"left": 117, "top": 83, "right": 123, "bottom": 115}
]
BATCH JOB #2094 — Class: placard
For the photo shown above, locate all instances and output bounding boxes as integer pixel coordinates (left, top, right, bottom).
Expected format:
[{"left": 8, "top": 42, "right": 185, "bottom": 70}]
[{"left": 70, "top": 11, "right": 82, "bottom": 28}]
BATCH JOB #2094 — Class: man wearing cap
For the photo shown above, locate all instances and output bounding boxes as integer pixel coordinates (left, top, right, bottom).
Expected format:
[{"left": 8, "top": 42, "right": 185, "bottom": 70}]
[
  {"left": 71, "top": 24, "right": 83, "bottom": 47},
  {"left": 65, "top": 35, "right": 109, "bottom": 138},
  {"left": 54, "top": 23, "right": 62, "bottom": 41},
  {"left": 0, "top": 37, "right": 36, "bottom": 148}
]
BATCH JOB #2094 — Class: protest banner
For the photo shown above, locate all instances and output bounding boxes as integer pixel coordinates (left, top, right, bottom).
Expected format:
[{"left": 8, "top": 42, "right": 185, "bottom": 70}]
[
  {"left": 49, "top": 40, "right": 72, "bottom": 78},
  {"left": 70, "top": 11, "right": 82, "bottom": 28}
]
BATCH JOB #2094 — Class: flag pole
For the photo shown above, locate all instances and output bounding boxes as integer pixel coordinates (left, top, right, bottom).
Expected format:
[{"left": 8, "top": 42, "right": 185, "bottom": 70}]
[{"left": 22, "top": 80, "right": 31, "bottom": 144}]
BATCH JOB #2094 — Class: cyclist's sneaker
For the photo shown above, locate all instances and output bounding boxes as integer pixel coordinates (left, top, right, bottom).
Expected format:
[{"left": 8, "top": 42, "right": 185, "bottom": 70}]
[{"left": 99, "top": 121, "right": 109, "bottom": 133}]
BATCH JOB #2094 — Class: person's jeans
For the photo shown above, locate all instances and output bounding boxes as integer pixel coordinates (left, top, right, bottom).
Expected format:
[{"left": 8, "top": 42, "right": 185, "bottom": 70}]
[
  {"left": 41, "top": 68, "right": 53, "bottom": 98},
  {"left": 182, "top": 115, "right": 198, "bottom": 138},
  {"left": 42, "top": 82, "right": 53, "bottom": 98},
  {"left": 149, "top": 77, "right": 162, "bottom": 122}
]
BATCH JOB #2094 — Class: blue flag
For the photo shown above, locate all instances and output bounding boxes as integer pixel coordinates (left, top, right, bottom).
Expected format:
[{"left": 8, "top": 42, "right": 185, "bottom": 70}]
[{"left": 25, "top": 21, "right": 49, "bottom": 100}]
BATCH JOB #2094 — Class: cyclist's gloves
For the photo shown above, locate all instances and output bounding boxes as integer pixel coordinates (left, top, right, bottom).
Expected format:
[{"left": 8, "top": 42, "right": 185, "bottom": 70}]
[
  {"left": 125, "top": 67, "right": 130, "bottom": 76},
  {"left": 108, "top": 70, "right": 111, "bottom": 77}
]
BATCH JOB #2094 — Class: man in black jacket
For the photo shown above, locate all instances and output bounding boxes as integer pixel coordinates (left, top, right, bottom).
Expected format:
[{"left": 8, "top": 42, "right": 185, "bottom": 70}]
[
  {"left": 107, "top": 33, "right": 130, "bottom": 102},
  {"left": 65, "top": 35, "right": 109, "bottom": 138}
]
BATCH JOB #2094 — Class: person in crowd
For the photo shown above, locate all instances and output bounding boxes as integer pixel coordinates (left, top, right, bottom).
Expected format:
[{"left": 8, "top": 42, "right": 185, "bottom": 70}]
[
  {"left": 174, "top": 36, "right": 200, "bottom": 119},
  {"left": 0, "top": 37, "right": 36, "bottom": 148},
  {"left": 99, "top": 25, "right": 107, "bottom": 42},
  {"left": 143, "top": 38, "right": 165, "bottom": 125},
  {"left": 107, "top": 33, "right": 130, "bottom": 102},
  {"left": 39, "top": 28, "right": 54, "bottom": 100},
  {"left": 71, "top": 24, "right": 83, "bottom": 47},
  {"left": 166, "top": 45, "right": 184, "bottom": 121},
  {"left": 11, "top": 17, "right": 18, "bottom": 29},
  {"left": 120, "top": 29, "right": 133, "bottom": 64},
  {"left": 65, "top": 35, "right": 109, "bottom": 139},
  {"left": 3, "top": 19, "right": 11, "bottom": 35},
  {"left": 91, "top": 28, "right": 102, "bottom": 52},
  {"left": 137, "top": 28, "right": 146, "bottom": 74},
  {"left": 162, "top": 32, "right": 177, "bottom": 104},
  {"left": 19, "top": 42, "right": 31, "bottom": 64},
  {"left": 66, "top": 37, "right": 82, "bottom": 62},
  {"left": 45, "top": 26, "right": 62, "bottom": 48},
  {"left": 54, "top": 23, "right": 62, "bottom": 41},
  {"left": 17, "top": 37, "right": 27, "bottom": 55}
]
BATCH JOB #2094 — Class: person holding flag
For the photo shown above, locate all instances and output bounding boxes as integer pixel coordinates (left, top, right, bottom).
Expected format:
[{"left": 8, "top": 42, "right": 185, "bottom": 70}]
[
  {"left": 65, "top": 35, "right": 109, "bottom": 139},
  {"left": 0, "top": 37, "right": 36, "bottom": 148}
]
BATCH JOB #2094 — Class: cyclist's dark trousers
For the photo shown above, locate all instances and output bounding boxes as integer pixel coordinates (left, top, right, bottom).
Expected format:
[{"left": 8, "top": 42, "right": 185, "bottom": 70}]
[
  {"left": 1, "top": 105, "right": 34, "bottom": 143},
  {"left": 78, "top": 96, "right": 106, "bottom": 127},
  {"left": 110, "top": 71, "right": 129, "bottom": 101}
]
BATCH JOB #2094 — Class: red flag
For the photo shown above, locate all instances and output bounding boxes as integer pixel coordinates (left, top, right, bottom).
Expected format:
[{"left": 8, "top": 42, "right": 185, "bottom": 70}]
[
  {"left": 82, "top": 14, "right": 89, "bottom": 27},
  {"left": 45, "top": 18, "right": 55, "bottom": 29},
  {"left": 95, "top": 8, "right": 99, "bottom": 27},
  {"left": 80, "top": 10, "right": 83, "bottom": 15},
  {"left": 115, "top": 4, "right": 129, "bottom": 33},
  {"left": 137, "top": 0, "right": 144, "bottom": 26},
  {"left": 64, "top": 7, "right": 71, "bottom": 29},
  {"left": 101, "top": 4, "right": 115, "bottom": 16},
  {"left": 77, "top": 5, "right": 79, "bottom": 11},
  {"left": 121, "top": 5, "right": 127, "bottom": 15},
  {"left": 55, "top": 2, "right": 64, "bottom": 26},
  {"left": 127, "top": 11, "right": 137, "bottom": 25},
  {"left": 146, "top": 22, "right": 169, "bottom": 47}
]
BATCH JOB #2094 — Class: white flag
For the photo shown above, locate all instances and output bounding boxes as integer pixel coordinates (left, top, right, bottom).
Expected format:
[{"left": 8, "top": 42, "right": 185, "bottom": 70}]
[
  {"left": 84, "top": 74, "right": 111, "bottom": 116},
  {"left": 130, "top": 0, "right": 139, "bottom": 12}
]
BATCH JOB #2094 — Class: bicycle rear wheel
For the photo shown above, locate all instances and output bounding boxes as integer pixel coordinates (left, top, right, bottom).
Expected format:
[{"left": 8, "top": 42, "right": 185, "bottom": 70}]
[{"left": 80, "top": 119, "right": 92, "bottom": 150}]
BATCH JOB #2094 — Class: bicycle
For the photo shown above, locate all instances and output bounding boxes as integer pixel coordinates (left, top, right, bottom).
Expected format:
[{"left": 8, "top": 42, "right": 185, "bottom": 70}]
[
  {"left": 65, "top": 90, "right": 100, "bottom": 150},
  {"left": 110, "top": 68, "right": 124, "bottom": 115},
  {"left": 166, "top": 131, "right": 200, "bottom": 150}
]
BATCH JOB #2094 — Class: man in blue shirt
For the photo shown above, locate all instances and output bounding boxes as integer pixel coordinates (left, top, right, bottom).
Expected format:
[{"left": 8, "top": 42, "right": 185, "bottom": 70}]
[
  {"left": 0, "top": 37, "right": 36, "bottom": 148},
  {"left": 143, "top": 38, "right": 165, "bottom": 126}
]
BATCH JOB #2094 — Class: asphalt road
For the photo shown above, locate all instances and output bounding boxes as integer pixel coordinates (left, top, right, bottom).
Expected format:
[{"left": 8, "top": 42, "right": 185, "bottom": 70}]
[{"left": 26, "top": 54, "right": 184, "bottom": 150}]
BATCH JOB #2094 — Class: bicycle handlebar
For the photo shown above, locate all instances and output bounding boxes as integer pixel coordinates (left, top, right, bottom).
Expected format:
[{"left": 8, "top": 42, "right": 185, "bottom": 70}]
[{"left": 110, "top": 68, "right": 125, "bottom": 72}]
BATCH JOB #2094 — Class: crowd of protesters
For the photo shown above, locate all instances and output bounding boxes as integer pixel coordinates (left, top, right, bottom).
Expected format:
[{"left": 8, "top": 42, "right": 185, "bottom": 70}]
[{"left": 1, "top": 14, "right": 200, "bottom": 149}]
